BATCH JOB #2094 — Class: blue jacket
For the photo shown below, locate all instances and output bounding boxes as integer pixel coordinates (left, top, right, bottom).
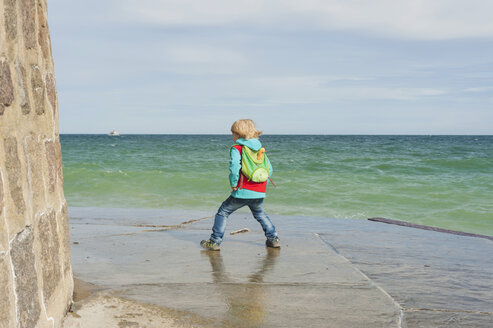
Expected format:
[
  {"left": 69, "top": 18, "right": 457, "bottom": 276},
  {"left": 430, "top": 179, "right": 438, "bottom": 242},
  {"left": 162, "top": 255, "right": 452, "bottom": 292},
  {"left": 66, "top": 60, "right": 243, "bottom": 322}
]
[{"left": 229, "top": 138, "right": 273, "bottom": 199}]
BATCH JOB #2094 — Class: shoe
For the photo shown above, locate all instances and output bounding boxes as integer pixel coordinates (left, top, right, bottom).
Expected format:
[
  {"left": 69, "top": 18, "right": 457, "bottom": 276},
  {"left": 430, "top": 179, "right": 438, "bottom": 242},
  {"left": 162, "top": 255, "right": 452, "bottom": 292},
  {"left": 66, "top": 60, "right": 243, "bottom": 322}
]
[
  {"left": 266, "top": 237, "right": 281, "bottom": 248},
  {"left": 200, "top": 239, "right": 220, "bottom": 251}
]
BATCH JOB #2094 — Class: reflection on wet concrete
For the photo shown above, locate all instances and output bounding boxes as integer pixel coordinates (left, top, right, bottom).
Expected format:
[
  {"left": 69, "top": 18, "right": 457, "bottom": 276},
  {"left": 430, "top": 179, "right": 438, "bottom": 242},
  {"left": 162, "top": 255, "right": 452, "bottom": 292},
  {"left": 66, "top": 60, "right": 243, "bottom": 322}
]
[
  {"left": 203, "top": 248, "right": 280, "bottom": 327},
  {"left": 69, "top": 207, "right": 493, "bottom": 327}
]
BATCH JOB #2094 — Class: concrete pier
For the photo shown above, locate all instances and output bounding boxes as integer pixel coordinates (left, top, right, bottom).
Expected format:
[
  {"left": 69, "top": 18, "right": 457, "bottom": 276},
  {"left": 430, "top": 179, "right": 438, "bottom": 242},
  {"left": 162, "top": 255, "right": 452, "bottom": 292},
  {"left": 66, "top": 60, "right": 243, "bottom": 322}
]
[{"left": 64, "top": 207, "right": 493, "bottom": 327}]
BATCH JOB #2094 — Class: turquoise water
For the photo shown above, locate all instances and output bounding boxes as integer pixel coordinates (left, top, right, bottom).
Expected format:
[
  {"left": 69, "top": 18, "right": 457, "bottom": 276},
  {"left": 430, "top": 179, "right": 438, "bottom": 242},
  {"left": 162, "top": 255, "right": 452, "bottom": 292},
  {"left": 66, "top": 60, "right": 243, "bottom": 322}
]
[{"left": 61, "top": 135, "right": 493, "bottom": 236}]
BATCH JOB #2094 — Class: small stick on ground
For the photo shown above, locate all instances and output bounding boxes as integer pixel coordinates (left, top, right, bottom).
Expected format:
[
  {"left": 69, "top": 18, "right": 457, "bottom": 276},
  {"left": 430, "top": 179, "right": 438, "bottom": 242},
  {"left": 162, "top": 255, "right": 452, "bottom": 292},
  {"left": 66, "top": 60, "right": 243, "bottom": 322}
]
[{"left": 230, "top": 228, "right": 250, "bottom": 235}]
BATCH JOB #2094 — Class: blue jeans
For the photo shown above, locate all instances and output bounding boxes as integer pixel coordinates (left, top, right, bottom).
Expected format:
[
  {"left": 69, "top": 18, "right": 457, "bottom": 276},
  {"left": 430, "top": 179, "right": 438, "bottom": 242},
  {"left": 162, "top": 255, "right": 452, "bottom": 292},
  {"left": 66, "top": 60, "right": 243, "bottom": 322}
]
[{"left": 210, "top": 196, "right": 277, "bottom": 245}]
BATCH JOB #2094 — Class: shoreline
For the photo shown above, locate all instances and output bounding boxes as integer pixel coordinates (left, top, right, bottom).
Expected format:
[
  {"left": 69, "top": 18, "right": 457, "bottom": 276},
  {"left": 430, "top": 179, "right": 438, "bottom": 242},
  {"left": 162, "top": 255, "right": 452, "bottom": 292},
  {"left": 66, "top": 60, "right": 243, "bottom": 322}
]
[{"left": 67, "top": 205, "right": 493, "bottom": 239}]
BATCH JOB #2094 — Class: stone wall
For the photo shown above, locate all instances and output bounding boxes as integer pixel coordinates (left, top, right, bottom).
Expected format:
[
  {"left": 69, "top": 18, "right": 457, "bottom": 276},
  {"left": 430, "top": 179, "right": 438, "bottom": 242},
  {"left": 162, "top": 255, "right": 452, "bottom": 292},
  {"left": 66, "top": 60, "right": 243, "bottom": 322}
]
[{"left": 0, "top": 0, "right": 73, "bottom": 327}]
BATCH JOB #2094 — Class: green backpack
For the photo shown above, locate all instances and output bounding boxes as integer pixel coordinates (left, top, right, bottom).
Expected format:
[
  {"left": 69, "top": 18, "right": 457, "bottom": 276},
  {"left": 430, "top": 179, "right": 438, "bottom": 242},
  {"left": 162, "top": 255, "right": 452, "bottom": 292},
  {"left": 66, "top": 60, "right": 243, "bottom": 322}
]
[{"left": 234, "top": 145, "right": 270, "bottom": 182}]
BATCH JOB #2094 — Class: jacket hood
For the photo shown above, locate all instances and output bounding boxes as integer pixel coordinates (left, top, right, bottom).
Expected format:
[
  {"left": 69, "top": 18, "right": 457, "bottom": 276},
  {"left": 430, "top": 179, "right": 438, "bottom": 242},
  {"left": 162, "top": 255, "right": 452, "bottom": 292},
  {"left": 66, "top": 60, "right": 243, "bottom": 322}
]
[{"left": 235, "top": 138, "right": 262, "bottom": 151}]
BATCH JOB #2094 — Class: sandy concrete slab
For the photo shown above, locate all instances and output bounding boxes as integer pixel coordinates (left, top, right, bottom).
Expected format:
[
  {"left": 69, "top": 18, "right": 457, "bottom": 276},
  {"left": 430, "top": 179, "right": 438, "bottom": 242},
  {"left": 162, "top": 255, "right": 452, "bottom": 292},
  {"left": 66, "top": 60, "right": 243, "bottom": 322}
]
[
  {"left": 63, "top": 293, "right": 191, "bottom": 328},
  {"left": 64, "top": 278, "right": 212, "bottom": 328}
]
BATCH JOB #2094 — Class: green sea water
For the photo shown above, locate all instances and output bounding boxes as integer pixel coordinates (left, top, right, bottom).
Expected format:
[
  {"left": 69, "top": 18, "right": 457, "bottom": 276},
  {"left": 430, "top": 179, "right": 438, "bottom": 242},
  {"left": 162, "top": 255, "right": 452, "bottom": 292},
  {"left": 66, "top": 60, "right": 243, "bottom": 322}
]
[{"left": 61, "top": 135, "right": 493, "bottom": 236}]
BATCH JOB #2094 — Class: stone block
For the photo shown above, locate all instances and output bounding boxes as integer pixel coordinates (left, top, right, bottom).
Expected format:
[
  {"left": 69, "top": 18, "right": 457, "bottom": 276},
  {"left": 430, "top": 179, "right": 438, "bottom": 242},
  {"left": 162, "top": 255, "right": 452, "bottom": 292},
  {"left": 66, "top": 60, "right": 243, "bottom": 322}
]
[
  {"left": 0, "top": 256, "right": 14, "bottom": 328},
  {"left": 0, "top": 219, "right": 7, "bottom": 253},
  {"left": 24, "top": 136, "right": 46, "bottom": 211},
  {"left": 0, "top": 167, "right": 3, "bottom": 216},
  {"left": 60, "top": 203, "right": 71, "bottom": 274},
  {"left": 55, "top": 138, "right": 64, "bottom": 184},
  {"left": 3, "top": 137, "right": 26, "bottom": 215},
  {"left": 16, "top": 60, "right": 31, "bottom": 115},
  {"left": 0, "top": 172, "right": 5, "bottom": 251},
  {"left": 37, "top": 0, "right": 51, "bottom": 60},
  {"left": 31, "top": 65, "right": 45, "bottom": 115},
  {"left": 45, "top": 72, "right": 57, "bottom": 118},
  {"left": 0, "top": 166, "right": 5, "bottom": 250},
  {"left": 37, "top": 210, "right": 61, "bottom": 301},
  {"left": 21, "top": 0, "right": 37, "bottom": 50},
  {"left": 3, "top": 0, "right": 17, "bottom": 41},
  {"left": 44, "top": 140, "right": 56, "bottom": 192},
  {"left": 0, "top": 60, "right": 14, "bottom": 110},
  {"left": 11, "top": 226, "right": 41, "bottom": 328}
]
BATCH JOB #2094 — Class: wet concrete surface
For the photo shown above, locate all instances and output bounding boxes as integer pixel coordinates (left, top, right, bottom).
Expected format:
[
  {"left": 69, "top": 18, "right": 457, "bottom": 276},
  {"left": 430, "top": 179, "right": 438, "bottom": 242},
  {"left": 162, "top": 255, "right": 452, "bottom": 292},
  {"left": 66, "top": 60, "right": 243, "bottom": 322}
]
[{"left": 69, "top": 207, "right": 493, "bottom": 327}]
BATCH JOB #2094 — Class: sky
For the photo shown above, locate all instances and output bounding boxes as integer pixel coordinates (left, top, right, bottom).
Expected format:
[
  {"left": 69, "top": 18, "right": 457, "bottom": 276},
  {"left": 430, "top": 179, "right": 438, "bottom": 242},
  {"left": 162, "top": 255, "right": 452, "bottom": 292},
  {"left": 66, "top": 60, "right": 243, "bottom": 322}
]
[{"left": 48, "top": 0, "right": 493, "bottom": 134}]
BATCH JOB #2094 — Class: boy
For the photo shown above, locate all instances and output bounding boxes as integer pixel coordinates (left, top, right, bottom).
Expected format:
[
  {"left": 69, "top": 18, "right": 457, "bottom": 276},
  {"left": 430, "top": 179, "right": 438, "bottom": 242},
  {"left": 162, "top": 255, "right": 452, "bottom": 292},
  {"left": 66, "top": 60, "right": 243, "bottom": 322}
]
[{"left": 201, "top": 119, "right": 280, "bottom": 251}]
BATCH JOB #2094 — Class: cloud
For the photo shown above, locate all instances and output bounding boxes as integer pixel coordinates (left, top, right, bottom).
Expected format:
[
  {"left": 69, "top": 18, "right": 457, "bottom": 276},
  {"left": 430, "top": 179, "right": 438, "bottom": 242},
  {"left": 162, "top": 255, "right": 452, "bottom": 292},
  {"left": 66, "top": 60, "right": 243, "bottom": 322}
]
[
  {"left": 132, "top": 75, "right": 448, "bottom": 108},
  {"left": 116, "top": 0, "right": 493, "bottom": 39},
  {"left": 227, "top": 76, "right": 447, "bottom": 102},
  {"left": 464, "top": 86, "right": 493, "bottom": 92}
]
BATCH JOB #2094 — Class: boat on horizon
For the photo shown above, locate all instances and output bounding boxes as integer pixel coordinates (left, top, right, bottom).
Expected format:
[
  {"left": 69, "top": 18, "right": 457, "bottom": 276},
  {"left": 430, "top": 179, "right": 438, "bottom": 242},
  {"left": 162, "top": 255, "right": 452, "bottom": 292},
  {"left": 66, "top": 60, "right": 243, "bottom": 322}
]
[{"left": 108, "top": 130, "right": 120, "bottom": 136}]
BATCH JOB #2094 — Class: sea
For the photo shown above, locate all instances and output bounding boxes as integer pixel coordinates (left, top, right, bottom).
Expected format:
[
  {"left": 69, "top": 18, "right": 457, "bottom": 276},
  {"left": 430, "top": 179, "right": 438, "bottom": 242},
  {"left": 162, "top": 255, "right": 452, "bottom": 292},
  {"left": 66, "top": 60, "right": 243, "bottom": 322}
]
[{"left": 60, "top": 135, "right": 493, "bottom": 237}]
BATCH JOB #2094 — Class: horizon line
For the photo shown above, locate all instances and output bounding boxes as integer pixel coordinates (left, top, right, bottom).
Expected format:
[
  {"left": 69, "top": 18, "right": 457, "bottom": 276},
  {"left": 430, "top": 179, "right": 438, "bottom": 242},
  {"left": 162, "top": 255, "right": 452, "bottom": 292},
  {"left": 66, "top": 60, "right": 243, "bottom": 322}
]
[{"left": 59, "top": 133, "right": 493, "bottom": 136}]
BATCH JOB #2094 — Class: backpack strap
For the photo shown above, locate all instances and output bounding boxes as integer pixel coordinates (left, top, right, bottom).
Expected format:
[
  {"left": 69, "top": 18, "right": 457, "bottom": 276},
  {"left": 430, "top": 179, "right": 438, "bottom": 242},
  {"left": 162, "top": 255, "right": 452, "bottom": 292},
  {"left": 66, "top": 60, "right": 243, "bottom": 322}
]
[{"left": 231, "top": 144, "right": 243, "bottom": 189}]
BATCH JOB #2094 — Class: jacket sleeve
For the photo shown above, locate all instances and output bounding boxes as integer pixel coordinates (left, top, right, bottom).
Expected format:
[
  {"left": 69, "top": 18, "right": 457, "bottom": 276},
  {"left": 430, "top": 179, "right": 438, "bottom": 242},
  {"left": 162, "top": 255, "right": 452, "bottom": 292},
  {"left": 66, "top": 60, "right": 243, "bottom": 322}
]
[{"left": 229, "top": 147, "right": 242, "bottom": 187}]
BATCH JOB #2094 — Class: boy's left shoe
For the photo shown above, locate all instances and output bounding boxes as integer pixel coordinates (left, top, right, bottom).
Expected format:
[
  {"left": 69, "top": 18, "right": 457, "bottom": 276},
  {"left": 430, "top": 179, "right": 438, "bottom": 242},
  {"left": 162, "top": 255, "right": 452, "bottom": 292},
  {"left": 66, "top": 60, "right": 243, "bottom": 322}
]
[
  {"left": 266, "top": 237, "right": 281, "bottom": 248},
  {"left": 201, "top": 239, "right": 220, "bottom": 251}
]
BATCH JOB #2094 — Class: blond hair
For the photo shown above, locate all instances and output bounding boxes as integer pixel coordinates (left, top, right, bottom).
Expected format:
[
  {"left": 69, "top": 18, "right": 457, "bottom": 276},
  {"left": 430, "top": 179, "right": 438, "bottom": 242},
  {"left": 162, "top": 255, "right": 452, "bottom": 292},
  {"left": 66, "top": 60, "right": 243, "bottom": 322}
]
[{"left": 231, "top": 119, "right": 262, "bottom": 140}]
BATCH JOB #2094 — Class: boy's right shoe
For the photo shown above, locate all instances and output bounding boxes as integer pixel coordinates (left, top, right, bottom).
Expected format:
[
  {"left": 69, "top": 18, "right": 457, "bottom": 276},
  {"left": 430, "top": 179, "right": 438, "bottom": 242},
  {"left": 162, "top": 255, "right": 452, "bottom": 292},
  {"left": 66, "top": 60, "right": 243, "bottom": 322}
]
[
  {"left": 200, "top": 239, "right": 220, "bottom": 251},
  {"left": 266, "top": 237, "right": 281, "bottom": 248}
]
